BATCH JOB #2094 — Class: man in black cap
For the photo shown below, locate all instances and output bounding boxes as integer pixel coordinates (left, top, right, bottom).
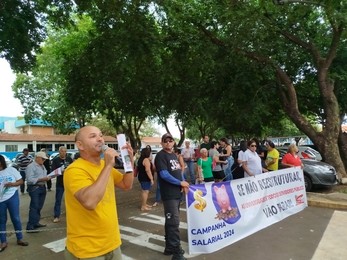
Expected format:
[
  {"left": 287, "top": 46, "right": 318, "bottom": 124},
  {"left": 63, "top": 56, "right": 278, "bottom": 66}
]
[{"left": 154, "top": 133, "right": 189, "bottom": 260}]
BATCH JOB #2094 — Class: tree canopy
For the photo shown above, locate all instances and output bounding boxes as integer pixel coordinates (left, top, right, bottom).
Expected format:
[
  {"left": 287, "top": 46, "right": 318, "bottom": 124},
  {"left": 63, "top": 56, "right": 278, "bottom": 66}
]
[{"left": 7, "top": 0, "right": 347, "bottom": 178}]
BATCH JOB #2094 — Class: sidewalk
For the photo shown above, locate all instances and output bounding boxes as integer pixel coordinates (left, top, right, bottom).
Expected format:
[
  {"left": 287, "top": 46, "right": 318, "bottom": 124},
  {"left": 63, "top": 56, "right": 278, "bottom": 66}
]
[{"left": 307, "top": 192, "right": 347, "bottom": 210}]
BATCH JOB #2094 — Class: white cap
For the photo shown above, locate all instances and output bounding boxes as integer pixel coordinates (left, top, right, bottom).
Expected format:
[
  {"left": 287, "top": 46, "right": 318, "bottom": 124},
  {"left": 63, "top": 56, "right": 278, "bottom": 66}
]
[{"left": 36, "top": 151, "right": 48, "bottom": 159}]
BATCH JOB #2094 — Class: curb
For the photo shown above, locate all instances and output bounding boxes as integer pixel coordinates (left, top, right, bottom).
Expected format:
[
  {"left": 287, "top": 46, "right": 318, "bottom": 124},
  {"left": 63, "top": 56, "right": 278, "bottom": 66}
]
[{"left": 307, "top": 192, "right": 347, "bottom": 210}]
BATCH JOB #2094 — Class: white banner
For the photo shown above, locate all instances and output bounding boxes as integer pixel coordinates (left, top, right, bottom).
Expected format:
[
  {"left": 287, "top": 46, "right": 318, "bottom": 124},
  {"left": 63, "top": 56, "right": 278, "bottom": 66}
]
[{"left": 186, "top": 167, "right": 307, "bottom": 254}]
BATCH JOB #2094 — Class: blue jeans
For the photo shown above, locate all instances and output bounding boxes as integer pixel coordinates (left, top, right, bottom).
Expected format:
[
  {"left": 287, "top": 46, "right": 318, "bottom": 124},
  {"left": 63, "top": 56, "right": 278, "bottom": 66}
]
[
  {"left": 0, "top": 191, "right": 24, "bottom": 243},
  {"left": 162, "top": 199, "right": 182, "bottom": 251},
  {"left": 155, "top": 181, "right": 161, "bottom": 203},
  {"left": 54, "top": 186, "right": 64, "bottom": 218},
  {"left": 20, "top": 170, "right": 26, "bottom": 193},
  {"left": 224, "top": 156, "right": 235, "bottom": 181},
  {"left": 184, "top": 161, "right": 195, "bottom": 184},
  {"left": 26, "top": 185, "right": 46, "bottom": 229}
]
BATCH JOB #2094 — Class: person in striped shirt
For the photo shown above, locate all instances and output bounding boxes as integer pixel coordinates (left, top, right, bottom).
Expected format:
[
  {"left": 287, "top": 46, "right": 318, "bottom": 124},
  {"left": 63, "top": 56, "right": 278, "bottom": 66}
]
[{"left": 17, "top": 148, "right": 33, "bottom": 194}]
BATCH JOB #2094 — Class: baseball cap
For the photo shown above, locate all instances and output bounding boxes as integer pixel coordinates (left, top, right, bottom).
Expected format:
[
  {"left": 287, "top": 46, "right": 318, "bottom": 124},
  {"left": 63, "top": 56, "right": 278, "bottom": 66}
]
[
  {"left": 36, "top": 151, "right": 48, "bottom": 159},
  {"left": 23, "top": 148, "right": 29, "bottom": 152},
  {"left": 161, "top": 133, "right": 174, "bottom": 142}
]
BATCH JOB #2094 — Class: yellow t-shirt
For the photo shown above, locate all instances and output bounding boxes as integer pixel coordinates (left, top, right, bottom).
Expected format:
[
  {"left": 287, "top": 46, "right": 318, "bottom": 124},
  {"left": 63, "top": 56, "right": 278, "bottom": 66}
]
[
  {"left": 266, "top": 148, "right": 280, "bottom": 171},
  {"left": 64, "top": 158, "right": 123, "bottom": 258}
]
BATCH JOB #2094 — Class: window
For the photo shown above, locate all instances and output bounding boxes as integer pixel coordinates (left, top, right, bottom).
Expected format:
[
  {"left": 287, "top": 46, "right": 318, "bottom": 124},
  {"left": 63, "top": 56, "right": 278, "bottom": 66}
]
[
  {"left": 37, "top": 145, "right": 53, "bottom": 152},
  {"left": 108, "top": 144, "right": 118, "bottom": 150},
  {"left": 66, "top": 144, "right": 75, "bottom": 149},
  {"left": 5, "top": 145, "right": 18, "bottom": 152}
]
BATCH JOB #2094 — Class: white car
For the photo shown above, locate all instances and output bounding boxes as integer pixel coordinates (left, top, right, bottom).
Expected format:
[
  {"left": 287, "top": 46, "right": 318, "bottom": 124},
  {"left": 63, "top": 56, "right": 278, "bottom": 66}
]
[
  {"left": 49, "top": 150, "right": 79, "bottom": 162},
  {"left": 1, "top": 154, "right": 14, "bottom": 168}
]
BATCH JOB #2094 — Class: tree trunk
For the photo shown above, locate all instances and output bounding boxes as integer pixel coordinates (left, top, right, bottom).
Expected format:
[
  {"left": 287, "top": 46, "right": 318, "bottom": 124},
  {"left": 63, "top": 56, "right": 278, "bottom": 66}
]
[
  {"left": 276, "top": 68, "right": 347, "bottom": 180},
  {"left": 338, "top": 130, "right": 347, "bottom": 171}
]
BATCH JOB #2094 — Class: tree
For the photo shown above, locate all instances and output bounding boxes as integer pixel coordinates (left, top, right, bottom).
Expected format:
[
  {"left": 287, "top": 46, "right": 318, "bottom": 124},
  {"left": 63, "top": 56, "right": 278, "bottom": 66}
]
[
  {"left": 0, "top": 0, "right": 74, "bottom": 72},
  {"left": 8, "top": 0, "right": 347, "bottom": 178},
  {"left": 12, "top": 15, "right": 96, "bottom": 133},
  {"left": 155, "top": 0, "right": 347, "bottom": 178}
]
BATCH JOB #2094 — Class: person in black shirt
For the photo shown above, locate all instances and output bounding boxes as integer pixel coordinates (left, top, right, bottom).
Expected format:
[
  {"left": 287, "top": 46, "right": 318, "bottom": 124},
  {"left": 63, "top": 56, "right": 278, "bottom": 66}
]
[
  {"left": 154, "top": 133, "right": 189, "bottom": 260},
  {"left": 200, "top": 135, "right": 211, "bottom": 151},
  {"left": 51, "top": 146, "right": 73, "bottom": 223},
  {"left": 137, "top": 148, "right": 154, "bottom": 211}
]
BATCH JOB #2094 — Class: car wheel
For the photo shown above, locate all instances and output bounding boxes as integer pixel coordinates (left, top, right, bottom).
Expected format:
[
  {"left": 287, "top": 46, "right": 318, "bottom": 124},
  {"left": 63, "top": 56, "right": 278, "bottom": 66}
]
[{"left": 304, "top": 174, "right": 313, "bottom": 192}]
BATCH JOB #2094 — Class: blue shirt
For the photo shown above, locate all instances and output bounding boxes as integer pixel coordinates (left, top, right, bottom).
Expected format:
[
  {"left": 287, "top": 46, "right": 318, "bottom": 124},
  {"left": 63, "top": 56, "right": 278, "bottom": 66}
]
[{"left": 26, "top": 161, "right": 47, "bottom": 185}]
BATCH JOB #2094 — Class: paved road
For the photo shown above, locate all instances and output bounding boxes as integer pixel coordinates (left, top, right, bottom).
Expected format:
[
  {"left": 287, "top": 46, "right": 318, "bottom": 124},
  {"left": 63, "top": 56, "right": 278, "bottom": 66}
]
[{"left": 2, "top": 180, "right": 347, "bottom": 260}]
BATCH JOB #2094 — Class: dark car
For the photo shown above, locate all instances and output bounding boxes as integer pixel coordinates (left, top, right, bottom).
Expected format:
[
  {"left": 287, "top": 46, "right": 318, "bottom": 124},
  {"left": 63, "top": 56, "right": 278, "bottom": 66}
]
[{"left": 277, "top": 148, "right": 338, "bottom": 192}]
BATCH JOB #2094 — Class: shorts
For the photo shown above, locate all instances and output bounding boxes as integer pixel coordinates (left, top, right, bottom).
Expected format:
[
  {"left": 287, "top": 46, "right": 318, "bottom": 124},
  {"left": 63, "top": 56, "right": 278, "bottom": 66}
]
[
  {"left": 212, "top": 170, "right": 225, "bottom": 180},
  {"left": 140, "top": 181, "right": 151, "bottom": 191}
]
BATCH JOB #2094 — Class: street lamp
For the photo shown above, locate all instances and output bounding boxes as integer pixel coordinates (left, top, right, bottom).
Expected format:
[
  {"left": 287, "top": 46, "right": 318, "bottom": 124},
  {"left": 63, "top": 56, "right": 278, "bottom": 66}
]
[{"left": 273, "top": 0, "right": 324, "bottom": 5}]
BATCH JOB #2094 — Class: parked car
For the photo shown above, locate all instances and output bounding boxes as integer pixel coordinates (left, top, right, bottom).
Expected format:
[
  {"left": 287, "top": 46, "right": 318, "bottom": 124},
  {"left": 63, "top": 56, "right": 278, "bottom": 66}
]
[
  {"left": 300, "top": 146, "right": 322, "bottom": 161},
  {"left": 279, "top": 145, "right": 322, "bottom": 161},
  {"left": 1, "top": 154, "right": 13, "bottom": 168},
  {"left": 277, "top": 148, "right": 338, "bottom": 191},
  {"left": 49, "top": 150, "right": 79, "bottom": 163},
  {"left": 48, "top": 149, "right": 125, "bottom": 169}
]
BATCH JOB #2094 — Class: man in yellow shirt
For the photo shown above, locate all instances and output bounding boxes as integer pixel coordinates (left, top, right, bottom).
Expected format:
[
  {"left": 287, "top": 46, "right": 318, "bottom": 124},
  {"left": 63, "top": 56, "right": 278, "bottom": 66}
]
[
  {"left": 265, "top": 140, "right": 280, "bottom": 171},
  {"left": 64, "top": 126, "right": 134, "bottom": 259}
]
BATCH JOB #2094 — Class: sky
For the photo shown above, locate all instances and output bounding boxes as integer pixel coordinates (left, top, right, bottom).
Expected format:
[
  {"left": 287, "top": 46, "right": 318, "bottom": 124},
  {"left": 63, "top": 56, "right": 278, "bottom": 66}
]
[{"left": 0, "top": 58, "right": 24, "bottom": 117}]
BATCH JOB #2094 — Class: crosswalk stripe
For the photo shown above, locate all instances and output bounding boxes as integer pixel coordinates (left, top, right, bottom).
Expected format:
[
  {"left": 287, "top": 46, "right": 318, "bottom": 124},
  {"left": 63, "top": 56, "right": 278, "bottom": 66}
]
[
  {"left": 129, "top": 213, "right": 188, "bottom": 229},
  {"left": 42, "top": 238, "right": 135, "bottom": 259},
  {"left": 312, "top": 210, "right": 347, "bottom": 260},
  {"left": 47, "top": 209, "right": 346, "bottom": 258},
  {"left": 120, "top": 225, "right": 195, "bottom": 258},
  {"left": 43, "top": 238, "right": 66, "bottom": 253},
  {"left": 43, "top": 213, "right": 192, "bottom": 257}
]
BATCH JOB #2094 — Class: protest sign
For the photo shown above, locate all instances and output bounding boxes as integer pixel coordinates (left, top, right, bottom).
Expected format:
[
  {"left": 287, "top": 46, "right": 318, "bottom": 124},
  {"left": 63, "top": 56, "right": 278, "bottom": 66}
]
[
  {"left": 116, "top": 134, "right": 133, "bottom": 172},
  {"left": 186, "top": 167, "right": 307, "bottom": 254}
]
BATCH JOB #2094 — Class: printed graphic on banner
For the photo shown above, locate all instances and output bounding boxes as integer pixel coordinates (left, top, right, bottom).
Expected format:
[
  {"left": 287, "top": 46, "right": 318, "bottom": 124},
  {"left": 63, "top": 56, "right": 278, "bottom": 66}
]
[
  {"left": 212, "top": 183, "right": 240, "bottom": 224},
  {"left": 186, "top": 167, "right": 307, "bottom": 255}
]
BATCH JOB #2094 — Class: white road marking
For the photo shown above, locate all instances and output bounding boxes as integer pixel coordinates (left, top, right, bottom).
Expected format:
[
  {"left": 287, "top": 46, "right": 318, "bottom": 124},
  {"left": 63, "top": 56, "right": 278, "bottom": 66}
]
[
  {"left": 312, "top": 210, "right": 347, "bottom": 260},
  {"left": 43, "top": 213, "right": 194, "bottom": 258},
  {"left": 120, "top": 225, "right": 197, "bottom": 258},
  {"left": 129, "top": 213, "right": 188, "bottom": 229},
  {"left": 42, "top": 239, "right": 135, "bottom": 259},
  {"left": 43, "top": 238, "right": 66, "bottom": 253}
]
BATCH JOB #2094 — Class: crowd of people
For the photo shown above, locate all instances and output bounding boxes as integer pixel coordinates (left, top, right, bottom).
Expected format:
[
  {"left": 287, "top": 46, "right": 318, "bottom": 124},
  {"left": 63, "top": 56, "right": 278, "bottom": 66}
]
[
  {"left": 0, "top": 127, "right": 304, "bottom": 259},
  {"left": 0, "top": 146, "right": 81, "bottom": 252},
  {"left": 137, "top": 136, "right": 304, "bottom": 217},
  {"left": 141, "top": 136, "right": 284, "bottom": 189}
]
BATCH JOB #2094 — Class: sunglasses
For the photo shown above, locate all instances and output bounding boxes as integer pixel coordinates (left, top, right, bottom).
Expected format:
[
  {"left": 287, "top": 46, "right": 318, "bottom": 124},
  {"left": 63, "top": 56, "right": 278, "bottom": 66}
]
[{"left": 164, "top": 139, "right": 174, "bottom": 144}]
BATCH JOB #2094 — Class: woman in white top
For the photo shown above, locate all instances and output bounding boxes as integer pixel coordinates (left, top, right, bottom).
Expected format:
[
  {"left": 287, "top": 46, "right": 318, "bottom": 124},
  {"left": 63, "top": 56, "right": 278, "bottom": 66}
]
[
  {"left": 0, "top": 155, "right": 28, "bottom": 252},
  {"left": 242, "top": 140, "right": 268, "bottom": 177}
]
